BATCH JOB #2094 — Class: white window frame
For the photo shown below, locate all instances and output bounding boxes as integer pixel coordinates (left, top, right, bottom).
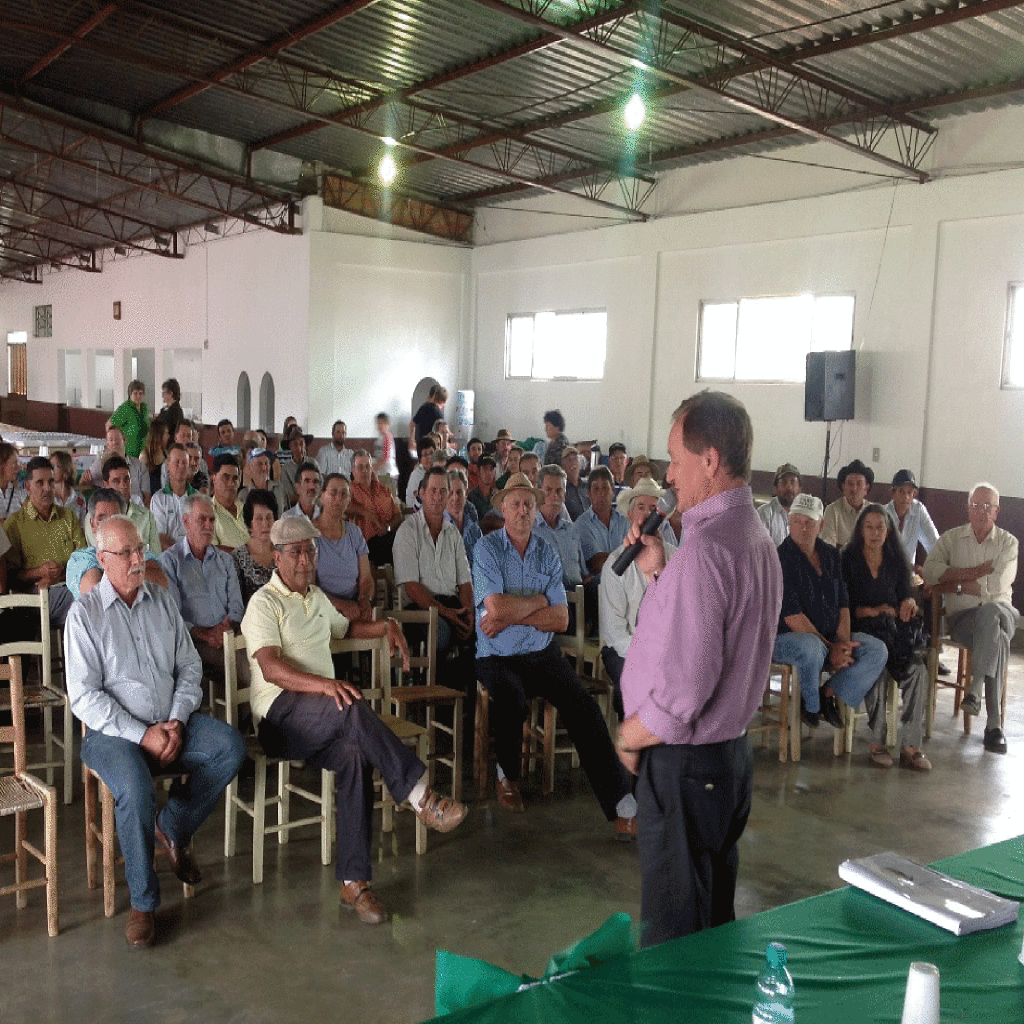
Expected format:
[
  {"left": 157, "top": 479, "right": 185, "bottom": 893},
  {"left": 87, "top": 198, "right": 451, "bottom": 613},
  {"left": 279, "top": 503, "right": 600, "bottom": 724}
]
[
  {"left": 1001, "top": 282, "right": 1024, "bottom": 389},
  {"left": 504, "top": 308, "right": 607, "bottom": 382},
  {"left": 696, "top": 292, "right": 855, "bottom": 384}
]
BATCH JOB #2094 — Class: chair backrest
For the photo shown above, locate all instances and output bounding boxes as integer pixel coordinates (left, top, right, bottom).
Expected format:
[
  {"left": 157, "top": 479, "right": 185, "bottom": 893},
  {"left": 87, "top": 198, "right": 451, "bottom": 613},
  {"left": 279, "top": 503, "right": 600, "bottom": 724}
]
[
  {"left": 556, "top": 585, "right": 585, "bottom": 673},
  {"left": 330, "top": 634, "right": 391, "bottom": 711},
  {"left": 0, "top": 589, "right": 51, "bottom": 692},
  {"left": 383, "top": 607, "right": 438, "bottom": 688},
  {"left": 223, "top": 633, "right": 251, "bottom": 731},
  {"left": 372, "top": 564, "right": 397, "bottom": 610},
  {"left": 0, "top": 655, "right": 27, "bottom": 774}
]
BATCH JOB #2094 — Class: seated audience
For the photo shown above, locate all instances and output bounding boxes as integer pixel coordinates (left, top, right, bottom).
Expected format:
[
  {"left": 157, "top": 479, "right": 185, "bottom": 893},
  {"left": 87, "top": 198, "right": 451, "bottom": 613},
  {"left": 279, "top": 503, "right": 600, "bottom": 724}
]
[
  {"left": 67, "top": 489, "right": 167, "bottom": 600},
  {"left": 277, "top": 417, "right": 299, "bottom": 464},
  {"left": 348, "top": 449, "right": 404, "bottom": 565},
  {"left": 241, "top": 516, "right": 466, "bottom": 924},
  {"left": 283, "top": 461, "right": 322, "bottom": 522},
  {"left": 372, "top": 413, "right": 398, "bottom": 488},
  {"left": 210, "top": 454, "right": 248, "bottom": 550},
  {"left": 140, "top": 420, "right": 167, "bottom": 498},
  {"left": 107, "top": 380, "right": 149, "bottom": 459},
  {"left": 434, "top": 421, "right": 457, "bottom": 458},
  {"left": 150, "top": 445, "right": 197, "bottom": 550},
  {"left": 495, "top": 443, "right": 524, "bottom": 490},
  {"left": 0, "top": 442, "right": 26, "bottom": 520},
  {"left": 209, "top": 419, "right": 240, "bottom": 459},
  {"left": 445, "top": 469, "right": 482, "bottom": 570},
  {"left": 312, "top": 473, "right": 373, "bottom": 622},
  {"left": 599, "top": 478, "right": 677, "bottom": 719},
  {"left": 624, "top": 455, "right": 654, "bottom": 488},
  {"left": 66, "top": 515, "right": 245, "bottom": 948},
  {"left": 4, "top": 455, "right": 86, "bottom": 625},
  {"left": 160, "top": 420, "right": 197, "bottom": 489},
  {"left": 474, "top": 472, "right": 636, "bottom": 834},
  {"left": 821, "top": 459, "right": 873, "bottom": 548},
  {"left": 279, "top": 425, "right": 310, "bottom": 506},
  {"left": 577, "top": 466, "right": 629, "bottom": 574},
  {"left": 50, "top": 451, "right": 87, "bottom": 525},
  {"left": 160, "top": 494, "right": 246, "bottom": 686},
  {"left": 534, "top": 465, "right": 594, "bottom": 633},
  {"left": 606, "top": 442, "right": 628, "bottom": 493},
  {"left": 468, "top": 455, "right": 498, "bottom": 521},
  {"left": 518, "top": 451, "right": 540, "bottom": 488},
  {"left": 88, "top": 455, "right": 161, "bottom": 554},
  {"left": 771, "top": 492, "right": 888, "bottom": 733},
  {"left": 492, "top": 429, "right": 515, "bottom": 479},
  {"left": 464, "top": 437, "right": 484, "bottom": 491},
  {"left": 317, "top": 419, "right": 353, "bottom": 479},
  {"left": 841, "top": 505, "right": 931, "bottom": 771},
  {"left": 405, "top": 437, "right": 436, "bottom": 509},
  {"left": 238, "top": 447, "right": 286, "bottom": 512},
  {"left": 542, "top": 410, "right": 570, "bottom": 468},
  {"left": 561, "top": 446, "right": 590, "bottom": 522},
  {"left": 394, "top": 466, "right": 475, "bottom": 693},
  {"left": 86, "top": 425, "right": 148, "bottom": 500},
  {"left": 233, "top": 488, "right": 279, "bottom": 606},
  {"left": 443, "top": 457, "right": 477, "bottom": 521},
  {"left": 154, "top": 376, "right": 184, "bottom": 442},
  {"left": 922, "top": 483, "right": 1018, "bottom": 754},
  {"left": 757, "top": 462, "right": 801, "bottom": 546},
  {"left": 884, "top": 469, "right": 939, "bottom": 571}
]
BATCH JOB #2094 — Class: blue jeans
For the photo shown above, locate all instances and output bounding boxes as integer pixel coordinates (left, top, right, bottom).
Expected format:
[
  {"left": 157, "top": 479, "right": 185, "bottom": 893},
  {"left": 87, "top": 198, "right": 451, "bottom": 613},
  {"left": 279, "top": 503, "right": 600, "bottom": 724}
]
[
  {"left": 82, "top": 713, "right": 246, "bottom": 912},
  {"left": 773, "top": 631, "right": 888, "bottom": 712}
]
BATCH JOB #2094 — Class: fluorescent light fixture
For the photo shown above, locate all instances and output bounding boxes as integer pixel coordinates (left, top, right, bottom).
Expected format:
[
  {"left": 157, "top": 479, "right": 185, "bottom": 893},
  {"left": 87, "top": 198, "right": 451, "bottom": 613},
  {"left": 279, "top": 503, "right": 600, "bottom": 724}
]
[
  {"left": 382, "top": 136, "right": 398, "bottom": 147},
  {"left": 379, "top": 153, "right": 398, "bottom": 185},
  {"left": 624, "top": 93, "right": 646, "bottom": 131}
]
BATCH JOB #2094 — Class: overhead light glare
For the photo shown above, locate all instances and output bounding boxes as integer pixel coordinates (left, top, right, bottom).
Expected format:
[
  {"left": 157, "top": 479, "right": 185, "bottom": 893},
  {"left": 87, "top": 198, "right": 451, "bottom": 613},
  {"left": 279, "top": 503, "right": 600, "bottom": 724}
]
[
  {"left": 382, "top": 136, "right": 398, "bottom": 148},
  {"left": 624, "top": 93, "right": 646, "bottom": 131},
  {"left": 379, "top": 153, "right": 398, "bottom": 185}
]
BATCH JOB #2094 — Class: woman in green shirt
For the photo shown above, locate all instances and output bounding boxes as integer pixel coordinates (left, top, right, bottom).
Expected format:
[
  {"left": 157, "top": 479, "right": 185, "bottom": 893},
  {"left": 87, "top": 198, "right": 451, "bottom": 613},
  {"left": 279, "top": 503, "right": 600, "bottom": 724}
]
[{"left": 107, "top": 379, "right": 149, "bottom": 459}]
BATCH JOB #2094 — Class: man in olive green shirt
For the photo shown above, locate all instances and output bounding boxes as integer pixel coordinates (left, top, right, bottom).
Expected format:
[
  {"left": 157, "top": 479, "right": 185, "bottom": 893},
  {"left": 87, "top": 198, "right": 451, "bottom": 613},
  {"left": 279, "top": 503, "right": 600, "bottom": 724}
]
[{"left": 5, "top": 455, "right": 86, "bottom": 625}]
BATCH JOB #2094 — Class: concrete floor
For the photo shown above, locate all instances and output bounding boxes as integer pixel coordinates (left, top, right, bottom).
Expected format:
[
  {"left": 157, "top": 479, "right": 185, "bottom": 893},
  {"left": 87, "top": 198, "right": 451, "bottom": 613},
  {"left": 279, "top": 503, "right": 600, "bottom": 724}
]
[{"left": 3, "top": 657, "right": 1023, "bottom": 1024}]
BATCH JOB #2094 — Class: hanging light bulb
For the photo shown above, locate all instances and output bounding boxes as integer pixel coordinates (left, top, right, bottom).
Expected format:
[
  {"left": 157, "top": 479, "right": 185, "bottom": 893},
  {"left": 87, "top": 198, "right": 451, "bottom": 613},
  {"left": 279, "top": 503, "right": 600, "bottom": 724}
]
[
  {"left": 624, "top": 93, "right": 646, "bottom": 131},
  {"left": 379, "top": 153, "right": 397, "bottom": 185}
]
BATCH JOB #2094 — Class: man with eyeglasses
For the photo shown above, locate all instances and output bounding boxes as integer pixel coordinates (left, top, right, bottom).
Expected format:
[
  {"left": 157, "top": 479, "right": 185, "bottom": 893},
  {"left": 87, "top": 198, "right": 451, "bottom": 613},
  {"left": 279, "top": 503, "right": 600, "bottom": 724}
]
[
  {"left": 241, "top": 516, "right": 467, "bottom": 926},
  {"left": 922, "top": 482, "right": 1019, "bottom": 754},
  {"left": 65, "top": 514, "right": 246, "bottom": 947}
]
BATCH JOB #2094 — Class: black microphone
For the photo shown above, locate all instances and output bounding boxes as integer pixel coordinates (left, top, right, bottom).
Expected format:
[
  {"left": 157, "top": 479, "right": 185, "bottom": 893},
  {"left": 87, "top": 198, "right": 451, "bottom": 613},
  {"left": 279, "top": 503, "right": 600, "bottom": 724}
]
[{"left": 611, "top": 492, "right": 676, "bottom": 576}]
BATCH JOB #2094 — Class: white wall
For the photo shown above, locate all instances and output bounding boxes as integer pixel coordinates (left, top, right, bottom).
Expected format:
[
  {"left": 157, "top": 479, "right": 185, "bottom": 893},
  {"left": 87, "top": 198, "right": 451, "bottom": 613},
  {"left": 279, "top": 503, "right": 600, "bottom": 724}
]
[{"left": 308, "top": 232, "right": 470, "bottom": 439}]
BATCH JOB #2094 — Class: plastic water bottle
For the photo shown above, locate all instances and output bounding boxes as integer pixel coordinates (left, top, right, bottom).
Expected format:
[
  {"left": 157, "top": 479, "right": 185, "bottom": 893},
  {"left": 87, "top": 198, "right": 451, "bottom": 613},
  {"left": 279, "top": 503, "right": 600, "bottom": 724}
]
[{"left": 752, "top": 941, "right": 795, "bottom": 1023}]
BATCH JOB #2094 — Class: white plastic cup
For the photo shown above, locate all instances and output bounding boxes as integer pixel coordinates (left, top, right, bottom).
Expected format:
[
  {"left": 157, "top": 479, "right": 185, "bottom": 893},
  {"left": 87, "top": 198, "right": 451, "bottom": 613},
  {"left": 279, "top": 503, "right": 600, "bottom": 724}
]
[{"left": 900, "top": 961, "right": 940, "bottom": 1024}]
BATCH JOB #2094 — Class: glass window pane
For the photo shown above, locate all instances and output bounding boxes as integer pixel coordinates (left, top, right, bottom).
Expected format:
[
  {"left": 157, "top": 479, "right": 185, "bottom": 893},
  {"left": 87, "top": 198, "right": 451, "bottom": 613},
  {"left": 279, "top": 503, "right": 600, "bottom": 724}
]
[
  {"left": 736, "top": 294, "right": 812, "bottom": 382},
  {"left": 698, "top": 303, "right": 738, "bottom": 379},
  {"left": 811, "top": 295, "right": 855, "bottom": 352},
  {"left": 506, "top": 316, "right": 534, "bottom": 377},
  {"left": 1005, "top": 287, "right": 1024, "bottom": 387}
]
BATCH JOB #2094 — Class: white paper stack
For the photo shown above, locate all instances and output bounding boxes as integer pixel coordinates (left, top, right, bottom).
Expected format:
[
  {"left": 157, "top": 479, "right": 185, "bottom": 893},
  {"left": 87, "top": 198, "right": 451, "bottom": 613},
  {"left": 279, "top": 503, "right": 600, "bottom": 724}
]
[{"left": 838, "top": 851, "right": 1020, "bottom": 935}]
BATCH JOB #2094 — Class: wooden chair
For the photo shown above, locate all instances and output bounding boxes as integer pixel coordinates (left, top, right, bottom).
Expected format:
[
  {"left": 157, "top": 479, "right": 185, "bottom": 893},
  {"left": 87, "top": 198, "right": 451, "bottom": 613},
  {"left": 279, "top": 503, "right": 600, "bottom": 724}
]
[
  {"left": 928, "top": 598, "right": 1007, "bottom": 736},
  {"left": 556, "top": 585, "right": 612, "bottom": 726},
  {"left": 0, "top": 590, "right": 74, "bottom": 804},
  {"left": 474, "top": 681, "right": 550, "bottom": 799},
  {"left": 832, "top": 674, "right": 899, "bottom": 755},
  {"left": 0, "top": 654, "right": 59, "bottom": 936},
  {"left": 748, "top": 663, "right": 793, "bottom": 763},
  {"left": 223, "top": 634, "right": 335, "bottom": 884},
  {"left": 382, "top": 607, "right": 465, "bottom": 801},
  {"left": 372, "top": 564, "right": 397, "bottom": 611}
]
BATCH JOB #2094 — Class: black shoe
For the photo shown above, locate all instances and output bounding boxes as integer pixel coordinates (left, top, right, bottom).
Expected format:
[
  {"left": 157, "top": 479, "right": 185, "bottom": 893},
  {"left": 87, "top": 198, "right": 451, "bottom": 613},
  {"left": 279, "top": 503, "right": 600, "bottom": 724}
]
[
  {"left": 983, "top": 728, "right": 1007, "bottom": 754},
  {"left": 961, "top": 693, "right": 981, "bottom": 716},
  {"left": 800, "top": 698, "right": 820, "bottom": 728},
  {"left": 819, "top": 687, "right": 845, "bottom": 730},
  {"left": 937, "top": 661, "right": 951, "bottom": 677}
]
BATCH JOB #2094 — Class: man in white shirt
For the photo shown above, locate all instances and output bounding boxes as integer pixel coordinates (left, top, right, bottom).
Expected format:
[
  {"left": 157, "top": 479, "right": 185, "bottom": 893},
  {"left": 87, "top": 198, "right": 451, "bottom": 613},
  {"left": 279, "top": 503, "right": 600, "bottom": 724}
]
[
  {"left": 883, "top": 469, "right": 939, "bottom": 570},
  {"left": 757, "top": 463, "right": 801, "bottom": 546},
  {"left": 405, "top": 437, "right": 437, "bottom": 509},
  {"left": 150, "top": 445, "right": 197, "bottom": 550},
  {"left": 316, "top": 420, "right": 353, "bottom": 480},
  {"left": 922, "top": 482, "right": 1018, "bottom": 754}
]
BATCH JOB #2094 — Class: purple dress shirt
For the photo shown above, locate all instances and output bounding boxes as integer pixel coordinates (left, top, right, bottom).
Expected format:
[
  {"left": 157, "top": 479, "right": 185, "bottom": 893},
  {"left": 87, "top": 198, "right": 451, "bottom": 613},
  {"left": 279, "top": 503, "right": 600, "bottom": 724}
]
[{"left": 621, "top": 485, "right": 783, "bottom": 746}]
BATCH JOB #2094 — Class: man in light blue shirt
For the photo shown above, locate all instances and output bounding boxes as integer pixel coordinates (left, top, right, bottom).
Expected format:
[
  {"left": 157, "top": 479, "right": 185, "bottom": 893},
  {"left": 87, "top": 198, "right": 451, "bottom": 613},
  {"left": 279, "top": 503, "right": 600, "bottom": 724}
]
[
  {"left": 576, "top": 466, "right": 629, "bottom": 575},
  {"left": 160, "top": 493, "right": 246, "bottom": 684},
  {"left": 65, "top": 515, "right": 245, "bottom": 947},
  {"left": 884, "top": 469, "right": 940, "bottom": 570},
  {"left": 474, "top": 472, "right": 635, "bottom": 834}
]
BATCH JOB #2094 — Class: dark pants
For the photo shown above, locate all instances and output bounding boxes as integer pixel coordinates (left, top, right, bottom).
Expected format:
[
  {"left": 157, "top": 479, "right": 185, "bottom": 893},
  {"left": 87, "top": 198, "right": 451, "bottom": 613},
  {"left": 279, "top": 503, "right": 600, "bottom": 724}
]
[
  {"left": 367, "top": 531, "right": 395, "bottom": 566},
  {"left": 476, "top": 641, "right": 629, "bottom": 821},
  {"left": 261, "top": 692, "right": 424, "bottom": 882},
  {"left": 636, "top": 736, "right": 752, "bottom": 949},
  {"left": 601, "top": 646, "right": 626, "bottom": 721}
]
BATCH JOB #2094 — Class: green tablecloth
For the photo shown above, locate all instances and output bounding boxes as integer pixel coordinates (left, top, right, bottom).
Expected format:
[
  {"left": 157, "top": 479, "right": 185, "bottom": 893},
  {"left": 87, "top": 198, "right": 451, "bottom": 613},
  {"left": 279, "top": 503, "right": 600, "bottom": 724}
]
[{"left": 427, "top": 835, "right": 1024, "bottom": 1022}]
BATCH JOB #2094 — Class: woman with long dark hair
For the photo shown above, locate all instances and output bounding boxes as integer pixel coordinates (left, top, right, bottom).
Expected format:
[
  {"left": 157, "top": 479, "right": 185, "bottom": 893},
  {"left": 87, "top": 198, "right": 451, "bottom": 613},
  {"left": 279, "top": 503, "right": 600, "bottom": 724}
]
[{"left": 842, "top": 503, "right": 932, "bottom": 771}]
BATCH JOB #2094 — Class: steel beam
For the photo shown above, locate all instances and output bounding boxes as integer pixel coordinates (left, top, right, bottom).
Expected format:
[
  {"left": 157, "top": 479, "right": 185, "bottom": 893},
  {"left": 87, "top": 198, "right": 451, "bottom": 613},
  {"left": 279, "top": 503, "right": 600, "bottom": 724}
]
[{"left": 20, "top": 3, "right": 117, "bottom": 84}]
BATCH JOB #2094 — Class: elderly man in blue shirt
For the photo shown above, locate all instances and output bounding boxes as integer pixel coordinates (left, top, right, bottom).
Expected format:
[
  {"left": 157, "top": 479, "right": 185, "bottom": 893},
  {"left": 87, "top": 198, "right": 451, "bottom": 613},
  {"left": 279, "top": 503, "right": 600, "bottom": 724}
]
[
  {"left": 65, "top": 514, "right": 245, "bottom": 948},
  {"left": 160, "top": 493, "right": 247, "bottom": 686},
  {"left": 474, "top": 472, "right": 636, "bottom": 837}
]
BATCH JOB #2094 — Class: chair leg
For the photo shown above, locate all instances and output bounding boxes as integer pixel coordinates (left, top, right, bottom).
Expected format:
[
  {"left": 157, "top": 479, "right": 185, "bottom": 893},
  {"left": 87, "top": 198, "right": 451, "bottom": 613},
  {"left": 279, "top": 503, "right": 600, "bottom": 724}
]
[
  {"left": 886, "top": 676, "right": 899, "bottom": 752},
  {"left": 778, "top": 666, "right": 789, "bottom": 764},
  {"left": 474, "top": 682, "right": 489, "bottom": 801},
  {"left": 100, "top": 782, "right": 116, "bottom": 918},
  {"left": 960, "top": 649, "right": 972, "bottom": 735},
  {"left": 415, "top": 734, "right": 428, "bottom": 856},
  {"left": 43, "top": 702, "right": 55, "bottom": 790},
  {"left": 788, "top": 667, "right": 801, "bottom": 762},
  {"left": 320, "top": 769, "right": 333, "bottom": 868},
  {"left": 543, "top": 702, "right": 555, "bottom": 798},
  {"left": 84, "top": 767, "right": 99, "bottom": 890},
  {"left": 14, "top": 809, "right": 28, "bottom": 908},
  {"left": 451, "top": 697, "right": 463, "bottom": 803},
  {"left": 278, "top": 760, "right": 290, "bottom": 846},
  {"left": 252, "top": 756, "right": 267, "bottom": 885},
  {"left": 224, "top": 777, "right": 238, "bottom": 859},
  {"left": 62, "top": 700, "right": 73, "bottom": 805},
  {"left": 44, "top": 791, "right": 59, "bottom": 937}
]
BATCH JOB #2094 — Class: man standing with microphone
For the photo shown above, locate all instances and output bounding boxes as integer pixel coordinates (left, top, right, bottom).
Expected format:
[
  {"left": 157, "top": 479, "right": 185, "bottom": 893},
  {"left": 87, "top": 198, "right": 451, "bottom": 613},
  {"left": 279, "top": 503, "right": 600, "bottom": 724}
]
[{"left": 615, "top": 391, "right": 782, "bottom": 948}]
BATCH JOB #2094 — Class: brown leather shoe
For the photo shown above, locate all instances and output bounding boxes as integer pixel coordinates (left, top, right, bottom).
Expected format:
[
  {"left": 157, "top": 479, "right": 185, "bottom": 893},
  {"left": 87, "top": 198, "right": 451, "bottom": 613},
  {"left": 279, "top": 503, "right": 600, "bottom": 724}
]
[
  {"left": 414, "top": 788, "right": 468, "bottom": 833},
  {"left": 496, "top": 777, "right": 525, "bottom": 812},
  {"left": 125, "top": 908, "right": 155, "bottom": 948},
  {"left": 155, "top": 818, "right": 202, "bottom": 885},
  {"left": 614, "top": 816, "right": 638, "bottom": 841},
  {"left": 339, "top": 881, "right": 387, "bottom": 925},
  {"left": 899, "top": 748, "right": 933, "bottom": 772}
]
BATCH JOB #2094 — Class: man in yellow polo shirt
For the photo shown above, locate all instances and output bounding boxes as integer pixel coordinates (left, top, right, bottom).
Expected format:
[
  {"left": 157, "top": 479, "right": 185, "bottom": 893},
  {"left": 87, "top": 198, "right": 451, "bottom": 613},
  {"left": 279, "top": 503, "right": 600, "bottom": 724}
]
[
  {"left": 210, "top": 454, "right": 249, "bottom": 550},
  {"left": 241, "top": 517, "right": 467, "bottom": 926},
  {"left": 4, "top": 455, "right": 86, "bottom": 625}
]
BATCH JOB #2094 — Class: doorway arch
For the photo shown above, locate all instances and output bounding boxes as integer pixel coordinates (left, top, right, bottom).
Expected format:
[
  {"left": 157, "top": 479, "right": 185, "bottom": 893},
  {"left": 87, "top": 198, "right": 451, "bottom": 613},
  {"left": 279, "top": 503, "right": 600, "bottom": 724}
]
[
  {"left": 236, "top": 371, "right": 251, "bottom": 430},
  {"left": 259, "top": 372, "right": 275, "bottom": 433}
]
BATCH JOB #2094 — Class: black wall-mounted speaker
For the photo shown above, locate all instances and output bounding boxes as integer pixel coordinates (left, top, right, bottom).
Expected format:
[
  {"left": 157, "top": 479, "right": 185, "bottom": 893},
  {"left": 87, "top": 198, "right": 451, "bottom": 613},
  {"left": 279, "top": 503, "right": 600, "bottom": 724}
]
[{"left": 804, "top": 350, "right": 855, "bottom": 422}]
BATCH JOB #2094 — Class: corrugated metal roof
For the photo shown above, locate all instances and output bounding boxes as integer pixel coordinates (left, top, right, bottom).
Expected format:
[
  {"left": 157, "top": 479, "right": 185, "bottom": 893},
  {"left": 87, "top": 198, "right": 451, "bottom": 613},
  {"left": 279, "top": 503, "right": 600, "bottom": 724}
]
[{"left": 3, "top": 0, "right": 1024, "bottom": 272}]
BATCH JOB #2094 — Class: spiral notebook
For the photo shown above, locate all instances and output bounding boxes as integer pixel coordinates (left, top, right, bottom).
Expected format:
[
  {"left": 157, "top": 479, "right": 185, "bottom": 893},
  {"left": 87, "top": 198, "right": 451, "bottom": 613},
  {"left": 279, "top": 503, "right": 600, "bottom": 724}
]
[{"left": 838, "top": 851, "right": 1020, "bottom": 935}]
